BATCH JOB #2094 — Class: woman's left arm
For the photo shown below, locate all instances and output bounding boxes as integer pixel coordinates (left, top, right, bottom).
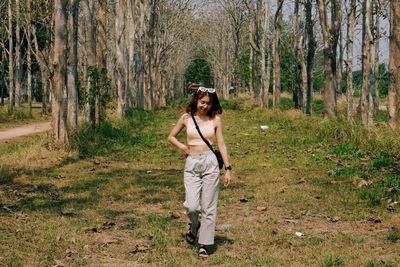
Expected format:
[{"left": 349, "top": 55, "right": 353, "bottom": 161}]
[{"left": 215, "top": 116, "right": 232, "bottom": 187}]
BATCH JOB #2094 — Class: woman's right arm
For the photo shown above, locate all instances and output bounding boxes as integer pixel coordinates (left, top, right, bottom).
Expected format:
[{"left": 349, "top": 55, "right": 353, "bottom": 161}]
[{"left": 168, "top": 114, "right": 190, "bottom": 157}]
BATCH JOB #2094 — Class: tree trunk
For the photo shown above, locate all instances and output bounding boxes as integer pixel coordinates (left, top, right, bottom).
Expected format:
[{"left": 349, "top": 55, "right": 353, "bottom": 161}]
[
  {"left": 360, "top": 0, "right": 373, "bottom": 126},
  {"left": 316, "top": 0, "right": 336, "bottom": 118},
  {"left": 294, "top": 0, "right": 307, "bottom": 112},
  {"left": 127, "top": 0, "right": 137, "bottom": 110},
  {"left": 331, "top": 0, "right": 342, "bottom": 101},
  {"left": 373, "top": 1, "right": 381, "bottom": 112},
  {"left": 259, "top": 0, "right": 270, "bottom": 108},
  {"left": 388, "top": 0, "right": 400, "bottom": 129},
  {"left": 67, "top": 0, "right": 79, "bottom": 129},
  {"left": 31, "top": 22, "right": 50, "bottom": 114},
  {"left": 8, "top": 0, "right": 14, "bottom": 112},
  {"left": 272, "top": 0, "right": 283, "bottom": 109},
  {"left": 336, "top": 28, "right": 343, "bottom": 97},
  {"left": 84, "top": 0, "right": 97, "bottom": 123},
  {"left": 27, "top": 0, "right": 32, "bottom": 115},
  {"left": 115, "top": 0, "right": 126, "bottom": 117},
  {"left": 14, "top": 0, "right": 22, "bottom": 108},
  {"left": 346, "top": 0, "right": 356, "bottom": 120},
  {"left": 52, "top": 0, "right": 69, "bottom": 146},
  {"left": 249, "top": 46, "right": 254, "bottom": 96},
  {"left": 305, "top": 0, "right": 315, "bottom": 115}
]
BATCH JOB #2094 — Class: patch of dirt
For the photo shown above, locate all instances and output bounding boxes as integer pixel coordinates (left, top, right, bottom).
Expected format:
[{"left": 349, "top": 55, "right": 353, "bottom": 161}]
[{"left": 0, "top": 122, "right": 51, "bottom": 142}]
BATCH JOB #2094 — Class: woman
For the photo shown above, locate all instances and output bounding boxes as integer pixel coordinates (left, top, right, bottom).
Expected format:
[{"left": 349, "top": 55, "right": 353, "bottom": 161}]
[{"left": 168, "top": 87, "right": 232, "bottom": 258}]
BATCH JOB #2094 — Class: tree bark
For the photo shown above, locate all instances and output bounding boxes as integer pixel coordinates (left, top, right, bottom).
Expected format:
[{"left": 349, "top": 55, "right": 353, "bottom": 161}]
[
  {"left": 294, "top": 0, "right": 307, "bottom": 112},
  {"left": 52, "top": 0, "right": 69, "bottom": 146},
  {"left": 305, "top": 0, "right": 315, "bottom": 115},
  {"left": 259, "top": 0, "right": 270, "bottom": 108},
  {"left": 316, "top": 0, "right": 337, "bottom": 118},
  {"left": 14, "top": 0, "right": 22, "bottom": 108},
  {"left": 127, "top": 0, "right": 137, "bottom": 110},
  {"left": 8, "top": 0, "right": 14, "bottom": 112},
  {"left": 360, "top": 0, "right": 374, "bottom": 126},
  {"left": 388, "top": 0, "right": 400, "bottom": 129},
  {"left": 83, "top": 0, "right": 97, "bottom": 123},
  {"left": 115, "top": 0, "right": 126, "bottom": 117},
  {"left": 272, "top": 0, "right": 283, "bottom": 109},
  {"left": 373, "top": 0, "right": 381, "bottom": 112},
  {"left": 346, "top": 0, "right": 356, "bottom": 120},
  {"left": 67, "top": 0, "right": 79, "bottom": 129},
  {"left": 27, "top": 0, "right": 32, "bottom": 115}
]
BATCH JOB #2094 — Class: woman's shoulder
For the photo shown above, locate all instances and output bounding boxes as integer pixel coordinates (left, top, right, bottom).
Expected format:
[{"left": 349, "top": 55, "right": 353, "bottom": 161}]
[
  {"left": 180, "top": 113, "right": 191, "bottom": 124},
  {"left": 213, "top": 114, "right": 221, "bottom": 121},
  {"left": 212, "top": 114, "right": 221, "bottom": 126}
]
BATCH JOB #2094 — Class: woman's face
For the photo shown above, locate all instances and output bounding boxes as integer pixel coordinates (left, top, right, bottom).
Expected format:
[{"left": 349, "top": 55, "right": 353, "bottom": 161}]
[{"left": 197, "top": 94, "right": 212, "bottom": 115}]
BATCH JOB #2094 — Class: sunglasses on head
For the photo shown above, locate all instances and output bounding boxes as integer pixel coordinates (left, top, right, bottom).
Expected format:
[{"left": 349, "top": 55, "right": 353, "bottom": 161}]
[{"left": 197, "top": 87, "right": 216, "bottom": 93}]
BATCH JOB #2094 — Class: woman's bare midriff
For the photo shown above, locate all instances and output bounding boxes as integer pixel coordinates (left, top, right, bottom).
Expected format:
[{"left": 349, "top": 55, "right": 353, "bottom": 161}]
[{"left": 189, "top": 144, "right": 212, "bottom": 154}]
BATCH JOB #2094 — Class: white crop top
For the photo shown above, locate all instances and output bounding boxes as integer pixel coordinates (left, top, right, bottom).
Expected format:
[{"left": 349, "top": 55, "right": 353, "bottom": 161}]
[{"left": 186, "top": 115, "right": 215, "bottom": 146}]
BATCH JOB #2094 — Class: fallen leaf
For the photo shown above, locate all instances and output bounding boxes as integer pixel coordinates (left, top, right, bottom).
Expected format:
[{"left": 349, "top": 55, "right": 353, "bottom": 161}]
[
  {"left": 131, "top": 244, "right": 152, "bottom": 254},
  {"left": 279, "top": 187, "right": 287, "bottom": 193},
  {"left": 284, "top": 219, "right": 298, "bottom": 224},
  {"left": 52, "top": 260, "right": 65, "bottom": 267},
  {"left": 170, "top": 211, "right": 181, "bottom": 219},
  {"left": 357, "top": 179, "right": 371, "bottom": 188},
  {"left": 256, "top": 206, "right": 267, "bottom": 212},
  {"left": 83, "top": 227, "right": 98, "bottom": 233},
  {"left": 101, "top": 221, "right": 116, "bottom": 229},
  {"left": 327, "top": 216, "right": 340, "bottom": 223},
  {"left": 297, "top": 178, "right": 305, "bottom": 184},
  {"left": 368, "top": 217, "right": 382, "bottom": 223}
]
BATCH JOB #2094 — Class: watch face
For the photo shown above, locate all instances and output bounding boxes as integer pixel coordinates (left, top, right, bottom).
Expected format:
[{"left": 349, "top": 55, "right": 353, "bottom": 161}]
[{"left": 225, "top": 166, "right": 232, "bottom": 171}]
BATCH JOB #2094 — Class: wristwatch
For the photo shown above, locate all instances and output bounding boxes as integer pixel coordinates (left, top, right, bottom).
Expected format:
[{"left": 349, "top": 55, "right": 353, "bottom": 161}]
[{"left": 225, "top": 165, "right": 232, "bottom": 171}]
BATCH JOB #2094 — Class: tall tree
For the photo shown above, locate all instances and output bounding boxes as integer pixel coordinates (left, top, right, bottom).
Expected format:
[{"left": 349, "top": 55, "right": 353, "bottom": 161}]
[
  {"left": 7, "top": 0, "right": 14, "bottom": 112},
  {"left": 220, "top": 0, "right": 246, "bottom": 97},
  {"left": 14, "top": 0, "right": 22, "bottom": 108},
  {"left": 373, "top": 0, "right": 381, "bottom": 111},
  {"left": 260, "top": 0, "right": 271, "bottom": 108},
  {"left": 272, "top": 0, "right": 283, "bottom": 108},
  {"left": 26, "top": 0, "right": 32, "bottom": 114},
  {"left": 360, "top": 0, "right": 374, "bottom": 126},
  {"left": 52, "top": 0, "right": 69, "bottom": 146},
  {"left": 114, "top": 0, "right": 127, "bottom": 116},
  {"left": 316, "top": 0, "right": 340, "bottom": 118},
  {"left": 346, "top": 0, "right": 356, "bottom": 120},
  {"left": 67, "top": 0, "right": 79, "bottom": 129},
  {"left": 31, "top": 0, "right": 53, "bottom": 113},
  {"left": 293, "top": 0, "right": 307, "bottom": 111},
  {"left": 388, "top": 0, "right": 400, "bottom": 129},
  {"left": 83, "top": 0, "right": 97, "bottom": 123},
  {"left": 304, "top": 0, "right": 315, "bottom": 115}
]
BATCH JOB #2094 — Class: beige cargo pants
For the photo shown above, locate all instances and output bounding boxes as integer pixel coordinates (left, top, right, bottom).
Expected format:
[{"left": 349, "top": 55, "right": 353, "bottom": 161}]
[{"left": 183, "top": 151, "right": 220, "bottom": 245}]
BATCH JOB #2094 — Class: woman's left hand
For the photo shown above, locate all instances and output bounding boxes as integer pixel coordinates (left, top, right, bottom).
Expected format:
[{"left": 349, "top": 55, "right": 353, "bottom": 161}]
[{"left": 224, "top": 171, "right": 232, "bottom": 187}]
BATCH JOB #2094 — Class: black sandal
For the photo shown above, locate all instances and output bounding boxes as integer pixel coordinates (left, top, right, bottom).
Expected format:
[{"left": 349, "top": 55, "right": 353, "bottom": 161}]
[
  {"left": 198, "top": 246, "right": 208, "bottom": 258},
  {"left": 185, "top": 222, "right": 200, "bottom": 244}
]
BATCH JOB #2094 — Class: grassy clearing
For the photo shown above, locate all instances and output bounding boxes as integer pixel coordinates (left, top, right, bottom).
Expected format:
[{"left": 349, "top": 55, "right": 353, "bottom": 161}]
[
  {"left": 0, "top": 96, "right": 399, "bottom": 266},
  {"left": 0, "top": 102, "right": 50, "bottom": 129}
]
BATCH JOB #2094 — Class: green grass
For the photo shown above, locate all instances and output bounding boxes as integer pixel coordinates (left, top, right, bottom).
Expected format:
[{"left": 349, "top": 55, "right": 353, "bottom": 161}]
[
  {"left": 323, "top": 255, "right": 345, "bottom": 266},
  {"left": 0, "top": 103, "right": 49, "bottom": 129},
  {"left": 0, "top": 96, "right": 399, "bottom": 266},
  {"left": 386, "top": 228, "right": 400, "bottom": 243}
]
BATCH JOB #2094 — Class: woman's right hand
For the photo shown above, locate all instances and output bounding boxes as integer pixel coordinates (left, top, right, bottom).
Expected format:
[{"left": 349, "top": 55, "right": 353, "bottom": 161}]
[{"left": 179, "top": 144, "right": 190, "bottom": 157}]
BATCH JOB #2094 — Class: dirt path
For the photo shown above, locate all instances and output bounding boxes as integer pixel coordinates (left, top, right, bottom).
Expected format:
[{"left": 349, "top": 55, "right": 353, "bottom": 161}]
[{"left": 0, "top": 121, "right": 51, "bottom": 141}]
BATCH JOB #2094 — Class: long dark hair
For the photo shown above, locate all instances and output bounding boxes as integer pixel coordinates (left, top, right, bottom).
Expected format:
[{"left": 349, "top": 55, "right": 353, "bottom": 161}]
[{"left": 185, "top": 91, "right": 223, "bottom": 118}]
